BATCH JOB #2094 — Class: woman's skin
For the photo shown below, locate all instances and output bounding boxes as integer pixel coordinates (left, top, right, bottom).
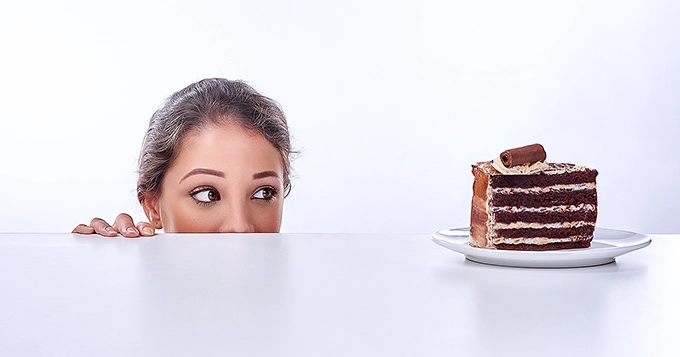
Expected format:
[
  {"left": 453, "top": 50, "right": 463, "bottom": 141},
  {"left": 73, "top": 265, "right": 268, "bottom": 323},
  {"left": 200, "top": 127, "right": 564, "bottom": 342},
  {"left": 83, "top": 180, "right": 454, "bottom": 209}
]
[{"left": 72, "top": 122, "right": 284, "bottom": 237}]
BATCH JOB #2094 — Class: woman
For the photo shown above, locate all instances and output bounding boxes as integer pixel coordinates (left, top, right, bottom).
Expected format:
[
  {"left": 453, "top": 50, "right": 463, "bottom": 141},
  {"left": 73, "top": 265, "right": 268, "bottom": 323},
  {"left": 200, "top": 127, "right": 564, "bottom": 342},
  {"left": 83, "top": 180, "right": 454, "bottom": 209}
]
[{"left": 72, "top": 78, "right": 294, "bottom": 237}]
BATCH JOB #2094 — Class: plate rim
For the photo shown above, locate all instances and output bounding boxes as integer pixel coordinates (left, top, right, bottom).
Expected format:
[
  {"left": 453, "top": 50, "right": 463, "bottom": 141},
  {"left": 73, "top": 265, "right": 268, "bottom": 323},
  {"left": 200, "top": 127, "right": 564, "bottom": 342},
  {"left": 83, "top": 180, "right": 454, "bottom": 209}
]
[{"left": 431, "top": 227, "right": 652, "bottom": 268}]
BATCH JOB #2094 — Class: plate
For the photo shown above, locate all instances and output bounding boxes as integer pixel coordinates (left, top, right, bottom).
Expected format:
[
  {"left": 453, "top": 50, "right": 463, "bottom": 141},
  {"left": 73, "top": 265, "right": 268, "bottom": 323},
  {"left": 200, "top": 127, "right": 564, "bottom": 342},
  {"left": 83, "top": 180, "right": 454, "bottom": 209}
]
[{"left": 431, "top": 227, "right": 651, "bottom": 268}]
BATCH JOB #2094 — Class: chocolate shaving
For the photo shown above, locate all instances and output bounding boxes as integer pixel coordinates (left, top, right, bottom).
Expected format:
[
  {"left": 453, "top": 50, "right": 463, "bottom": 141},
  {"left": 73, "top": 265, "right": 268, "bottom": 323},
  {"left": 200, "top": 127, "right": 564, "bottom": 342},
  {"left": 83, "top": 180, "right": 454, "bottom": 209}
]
[{"left": 500, "top": 144, "right": 546, "bottom": 168}]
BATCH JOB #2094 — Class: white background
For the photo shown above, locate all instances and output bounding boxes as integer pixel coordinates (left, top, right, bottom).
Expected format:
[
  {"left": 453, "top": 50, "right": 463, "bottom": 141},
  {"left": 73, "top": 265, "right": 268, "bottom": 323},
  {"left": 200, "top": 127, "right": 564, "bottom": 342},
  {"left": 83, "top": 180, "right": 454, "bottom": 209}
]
[{"left": 0, "top": 0, "right": 678, "bottom": 234}]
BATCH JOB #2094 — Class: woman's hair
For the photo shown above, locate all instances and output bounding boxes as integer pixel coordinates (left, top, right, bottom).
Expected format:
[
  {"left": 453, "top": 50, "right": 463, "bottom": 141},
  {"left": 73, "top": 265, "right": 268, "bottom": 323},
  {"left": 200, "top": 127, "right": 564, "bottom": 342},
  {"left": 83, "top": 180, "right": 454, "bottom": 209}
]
[{"left": 137, "top": 78, "right": 293, "bottom": 202}]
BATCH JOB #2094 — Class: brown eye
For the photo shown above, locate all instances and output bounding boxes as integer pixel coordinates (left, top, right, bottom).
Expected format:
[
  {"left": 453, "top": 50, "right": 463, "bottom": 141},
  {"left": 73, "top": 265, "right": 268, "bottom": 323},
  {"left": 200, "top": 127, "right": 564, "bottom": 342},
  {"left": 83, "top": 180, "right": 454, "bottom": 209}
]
[
  {"left": 252, "top": 187, "right": 278, "bottom": 201},
  {"left": 191, "top": 187, "right": 221, "bottom": 204}
]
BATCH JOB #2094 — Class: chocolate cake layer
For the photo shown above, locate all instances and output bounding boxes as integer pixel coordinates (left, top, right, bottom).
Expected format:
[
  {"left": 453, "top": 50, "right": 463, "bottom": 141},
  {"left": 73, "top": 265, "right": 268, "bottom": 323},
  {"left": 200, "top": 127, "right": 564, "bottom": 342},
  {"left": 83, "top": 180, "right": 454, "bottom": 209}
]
[
  {"left": 492, "top": 190, "right": 597, "bottom": 207},
  {"left": 495, "top": 225, "right": 595, "bottom": 239},
  {"left": 495, "top": 240, "right": 591, "bottom": 251},
  {"left": 493, "top": 209, "right": 597, "bottom": 224},
  {"left": 490, "top": 167, "right": 598, "bottom": 188}
]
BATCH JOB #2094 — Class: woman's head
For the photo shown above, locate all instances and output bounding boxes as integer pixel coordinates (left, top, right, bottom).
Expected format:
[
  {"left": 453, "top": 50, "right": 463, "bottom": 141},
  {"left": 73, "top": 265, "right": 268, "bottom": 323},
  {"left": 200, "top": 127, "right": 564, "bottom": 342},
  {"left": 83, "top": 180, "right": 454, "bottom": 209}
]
[{"left": 137, "top": 78, "right": 293, "bottom": 233}]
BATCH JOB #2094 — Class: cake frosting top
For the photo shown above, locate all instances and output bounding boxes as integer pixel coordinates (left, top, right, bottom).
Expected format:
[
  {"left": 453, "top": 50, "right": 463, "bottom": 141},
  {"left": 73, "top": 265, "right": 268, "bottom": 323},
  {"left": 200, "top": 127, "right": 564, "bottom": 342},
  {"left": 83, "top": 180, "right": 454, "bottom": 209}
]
[
  {"left": 478, "top": 160, "right": 592, "bottom": 176},
  {"left": 491, "top": 156, "right": 549, "bottom": 175},
  {"left": 475, "top": 143, "right": 594, "bottom": 176}
]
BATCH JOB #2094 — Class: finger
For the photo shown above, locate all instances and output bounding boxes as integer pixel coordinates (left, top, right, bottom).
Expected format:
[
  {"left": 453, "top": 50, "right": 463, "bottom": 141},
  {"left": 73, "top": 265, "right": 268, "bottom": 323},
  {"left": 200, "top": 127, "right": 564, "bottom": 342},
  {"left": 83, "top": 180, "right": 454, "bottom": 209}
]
[
  {"left": 113, "top": 213, "right": 140, "bottom": 238},
  {"left": 136, "top": 222, "right": 156, "bottom": 237},
  {"left": 72, "top": 224, "right": 95, "bottom": 234},
  {"left": 90, "top": 218, "right": 118, "bottom": 237}
]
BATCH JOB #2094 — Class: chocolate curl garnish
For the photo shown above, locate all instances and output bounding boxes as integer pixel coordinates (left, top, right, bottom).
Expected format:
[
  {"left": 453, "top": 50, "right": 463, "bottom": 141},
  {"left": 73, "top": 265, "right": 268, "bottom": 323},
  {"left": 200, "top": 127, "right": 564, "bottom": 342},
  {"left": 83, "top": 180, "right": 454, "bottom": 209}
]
[{"left": 500, "top": 144, "right": 546, "bottom": 168}]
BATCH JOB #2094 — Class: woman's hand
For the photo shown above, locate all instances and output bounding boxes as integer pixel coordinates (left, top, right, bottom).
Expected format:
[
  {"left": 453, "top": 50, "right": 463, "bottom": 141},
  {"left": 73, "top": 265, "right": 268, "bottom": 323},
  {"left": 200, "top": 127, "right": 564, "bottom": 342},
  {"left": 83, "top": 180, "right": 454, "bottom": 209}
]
[{"left": 72, "top": 213, "right": 156, "bottom": 237}]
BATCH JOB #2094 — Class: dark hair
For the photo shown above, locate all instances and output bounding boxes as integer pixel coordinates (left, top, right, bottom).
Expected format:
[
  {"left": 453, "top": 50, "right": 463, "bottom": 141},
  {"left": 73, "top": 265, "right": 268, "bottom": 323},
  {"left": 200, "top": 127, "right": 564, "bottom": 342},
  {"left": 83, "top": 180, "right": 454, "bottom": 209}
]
[{"left": 137, "top": 78, "right": 293, "bottom": 201}]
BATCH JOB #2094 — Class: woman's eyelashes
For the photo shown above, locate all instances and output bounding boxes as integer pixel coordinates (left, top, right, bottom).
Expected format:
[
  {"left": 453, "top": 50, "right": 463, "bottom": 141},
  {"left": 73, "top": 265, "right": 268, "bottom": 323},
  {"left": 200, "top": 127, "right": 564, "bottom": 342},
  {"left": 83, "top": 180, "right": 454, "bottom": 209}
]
[
  {"left": 252, "top": 186, "right": 279, "bottom": 201},
  {"left": 190, "top": 186, "right": 221, "bottom": 205},
  {"left": 189, "top": 186, "right": 279, "bottom": 205}
]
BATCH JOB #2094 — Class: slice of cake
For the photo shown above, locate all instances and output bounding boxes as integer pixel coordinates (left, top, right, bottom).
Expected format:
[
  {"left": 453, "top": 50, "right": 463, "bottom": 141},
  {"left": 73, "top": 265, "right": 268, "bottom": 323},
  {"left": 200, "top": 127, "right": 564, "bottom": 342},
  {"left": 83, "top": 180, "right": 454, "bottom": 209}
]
[{"left": 470, "top": 144, "right": 598, "bottom": 251}]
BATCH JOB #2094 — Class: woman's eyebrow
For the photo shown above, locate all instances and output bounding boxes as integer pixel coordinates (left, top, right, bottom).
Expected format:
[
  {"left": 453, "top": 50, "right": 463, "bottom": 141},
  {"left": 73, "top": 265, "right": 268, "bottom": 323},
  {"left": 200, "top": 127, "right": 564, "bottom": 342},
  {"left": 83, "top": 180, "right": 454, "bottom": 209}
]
[
  {"left": 252, "top": 171, "right": 281, "bottom": 180},
  {"left": 180, "top": 168, "right": 225, "bottom": 182}
]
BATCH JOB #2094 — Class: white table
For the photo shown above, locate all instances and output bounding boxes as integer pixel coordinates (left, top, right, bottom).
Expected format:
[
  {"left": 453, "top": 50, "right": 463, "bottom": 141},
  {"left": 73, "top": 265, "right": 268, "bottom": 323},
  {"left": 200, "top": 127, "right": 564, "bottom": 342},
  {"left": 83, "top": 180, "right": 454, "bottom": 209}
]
[{"left": 0, "top": 232, "right": 676, "bottom": 356}]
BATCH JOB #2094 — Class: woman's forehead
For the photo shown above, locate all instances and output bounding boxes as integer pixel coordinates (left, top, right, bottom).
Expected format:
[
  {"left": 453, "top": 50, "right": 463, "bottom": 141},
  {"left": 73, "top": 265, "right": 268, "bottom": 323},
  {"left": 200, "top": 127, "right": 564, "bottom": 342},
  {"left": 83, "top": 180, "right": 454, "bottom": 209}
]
[{"left": 173, "top": 123, "right": 283, "bottom": 173}]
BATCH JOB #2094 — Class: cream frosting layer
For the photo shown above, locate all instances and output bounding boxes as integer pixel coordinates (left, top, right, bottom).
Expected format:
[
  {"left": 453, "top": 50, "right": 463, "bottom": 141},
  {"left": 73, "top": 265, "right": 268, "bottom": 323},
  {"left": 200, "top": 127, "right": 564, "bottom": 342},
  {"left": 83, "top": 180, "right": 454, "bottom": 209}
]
[
  {"left": 492, "top": 237, "right": 587, "bottom": 245},
  {"left": 493, "top": 221, "right": 595, "bottom": 230},
  {"left": 492, "top": 183, "right": 596, "bottom": 194},
  {"left": 491, "top": 204, "right": 596, "bottom": 213}
]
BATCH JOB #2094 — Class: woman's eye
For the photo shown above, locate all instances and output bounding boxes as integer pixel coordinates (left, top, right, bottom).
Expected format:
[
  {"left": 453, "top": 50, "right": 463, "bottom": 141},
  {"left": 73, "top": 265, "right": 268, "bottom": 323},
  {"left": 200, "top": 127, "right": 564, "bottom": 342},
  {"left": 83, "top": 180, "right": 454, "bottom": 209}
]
[
  {"left": 252, "top": 187, "right": 278, "bottom": 201},
  {"left": 191, "top": 187, "right": 221, "bottom": 204}
]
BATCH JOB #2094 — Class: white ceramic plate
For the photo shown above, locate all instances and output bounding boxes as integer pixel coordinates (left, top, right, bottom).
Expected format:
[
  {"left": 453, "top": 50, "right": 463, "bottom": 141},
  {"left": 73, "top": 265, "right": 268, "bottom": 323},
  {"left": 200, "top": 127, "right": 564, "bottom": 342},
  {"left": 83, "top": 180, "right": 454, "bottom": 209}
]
[{"left": 431, "top": 227, "right": 651, "bottom": 268}]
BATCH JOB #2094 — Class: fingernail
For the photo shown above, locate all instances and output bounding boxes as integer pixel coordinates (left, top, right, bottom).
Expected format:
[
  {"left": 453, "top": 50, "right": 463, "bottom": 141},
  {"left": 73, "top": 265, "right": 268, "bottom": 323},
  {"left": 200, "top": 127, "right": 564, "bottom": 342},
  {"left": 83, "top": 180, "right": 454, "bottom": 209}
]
[
  {"left": 142, "top": 227, "right": 154, "bottom": 235},
  {"left": 105, "top": 227, "right": 117, "bottom": 235},
  {"left": 126, "top": 227, "right": 138, "bottom": 234}
]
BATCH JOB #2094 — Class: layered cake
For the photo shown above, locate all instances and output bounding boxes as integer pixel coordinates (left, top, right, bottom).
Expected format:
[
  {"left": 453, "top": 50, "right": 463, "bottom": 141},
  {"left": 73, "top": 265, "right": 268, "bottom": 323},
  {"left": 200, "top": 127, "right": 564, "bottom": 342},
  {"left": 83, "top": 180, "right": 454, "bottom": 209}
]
[{"left": 470, "top": 144, "right": 598, "bottom": 251}]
